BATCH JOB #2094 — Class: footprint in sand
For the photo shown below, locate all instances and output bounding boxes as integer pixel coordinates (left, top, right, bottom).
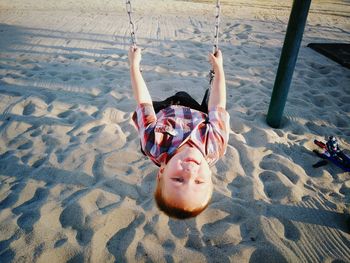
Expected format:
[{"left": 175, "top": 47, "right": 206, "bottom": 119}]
[
  {"left": 339, "top": 183, "right": 350, "bottom": 197},
  {"left": 54, "top": 238, "right": 68, "bottom": 248},
  {"left": 196, "top": 232, "right": 227, "bottom": 252},
  {"left": 69, "top": 104, "right": 79, "bottom": 110},
  {"left": 260, "top": 155, "right": 299, "bottom": 184},
  {"left": 31, "top": 65, "right": 41, "bottom": 71},
  {"left": 287, "top": 134, "right": 298, "bottom": 141},
  {"left": 309, "top": 95, "right": 332, "bottom": 108},
  {"left": 259, "top": 171, "right": 291, "bottom": 200},
  {"left": 239, "top": 24, "right": 253, "bottom": 32},
  {"left": 160, "top": 239, "right": 176, "bottom": 254},
  {"left": 242, "top": 127, "right": 268, "bottom": 148},
  {"left": 255, "top": 34, "right": 270, "bottom": 40},
  {"left": 17, "top": 141, "right": 33, "bottom": 150},
  {"left": 340, "top": 103, "right": 350, "bottom": 113},
  {"left": 32, "top": 158, "right": 46, "bottom": 168},
  {"left": 65, "top": 54, "right": 81, "bottom": 60},
  {"left": 236, "top": 33, "right": 249, "bottom": 40},
  {"left": 57, "top": 110, "right": 79, "bottom": 125},
  {"left": 48, "top": 71, "right": 58, "bottom": 77},
  {"left": 235, "top": 24, "right": 253, "bottom": 39},
  {"left": 248, "top": 67, "right": 268, "bottom": 77},
  {"left": 88, "top": 124, "right": 105, "bottom": 134},
  {"left": 59, "top": 203, "right": 93, "bottom": 246},
  {"left": 107, "top": 214, "right": 145, "bottom": 261},
  {"left": 102, "top": 72, "right": 118, "bottom": 82},
  {"left": 228, "top": 175, "right": 254, "bottom": 200},
  {"left": 0, "top": 182, "right": 26, "bottom": 209},
  {"left": 21, "top": 153, "right": 32, "bottom": 164},
  {"left": 59, "top": 75, "right": 71, "bottom": 82},
  {"left": 86, "top": 124, "right": 106, "bottom": 143},
  {"left": 12, "top": 187, "right": 49, "bottom": 233},
  {"left": 334, "top": 115, "right": 348, "bottom": 128},
  {"left": 340, "top": 96, "right": 350, "bottom": 104},
  {"left": 249, "top": 247, "right": 288, "bottom": 263},
  {"left": 24, "top": 71, "right": 35, "bottom": 78},
  {"left": 280, "top": 218, "right": 301, "bottom": 241},
  {"left": 305, "top": 121, "right": 326, "bottom": 136},
  {"left": 228, "top": 208, "right": 249, "bottom": 230},
  {"left": 308, "top": 62, "right": 331, "bottom": 75},
  {"left": 80, "top": 70, "right": 95, "bottom": 80},
  {"left": 57, "top": 110, "right": 73, "bottom": 119},
  {"left": 23, "top": 102, "right": 36, "bottom": 115}
]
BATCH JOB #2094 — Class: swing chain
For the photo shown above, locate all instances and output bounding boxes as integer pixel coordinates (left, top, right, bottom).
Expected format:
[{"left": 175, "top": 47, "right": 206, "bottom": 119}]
[
  {"left": 209, "top": 0, "right": 221, "bottom": 85},
  {"left": 213, "top": 0, "right": 221, "bottom": 54},
  {"left": 126, "top": 0, "right": 137, "bottom": 46},
  {"left": 126, "top": 0, "right": 220, "bottom": 81}
]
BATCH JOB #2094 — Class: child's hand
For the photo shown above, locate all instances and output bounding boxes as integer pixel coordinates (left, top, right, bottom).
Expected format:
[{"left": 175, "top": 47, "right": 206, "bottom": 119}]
[
  {"left": 208, "top": 49, "right": 223, "bottom": 73},
  {"left": 128, "top": 45, "right": 141, "bottom": 68}
]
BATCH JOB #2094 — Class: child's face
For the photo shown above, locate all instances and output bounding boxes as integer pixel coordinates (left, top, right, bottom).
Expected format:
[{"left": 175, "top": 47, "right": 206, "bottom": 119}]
[{"left": 159, "top": 143, "right": 213, "bottom": 210}]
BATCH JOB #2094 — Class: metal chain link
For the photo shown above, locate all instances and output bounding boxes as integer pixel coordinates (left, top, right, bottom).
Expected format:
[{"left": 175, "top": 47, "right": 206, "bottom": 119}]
[
  {"left": 213, "top": 0, "right": 221, "bottom": 54},
  {"left": 126, "top": 0, "right": 137, "bottom": 46},
  {"left": 126, "top": 0, "right": 220, "bottom": 82},
  {"left": 209, "top": 0, "right": 221, "bottom": 85}
]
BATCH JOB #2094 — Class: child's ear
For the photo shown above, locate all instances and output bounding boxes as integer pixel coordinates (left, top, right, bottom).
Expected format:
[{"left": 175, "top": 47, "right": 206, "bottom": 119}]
[{"left": 158, "top": 165, "right": 165, "bottom": 180}]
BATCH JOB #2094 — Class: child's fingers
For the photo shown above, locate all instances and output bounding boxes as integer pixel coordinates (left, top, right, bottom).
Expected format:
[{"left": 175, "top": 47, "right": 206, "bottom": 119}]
[
  {"left": 214, "top": 49, "right": 222, "bottom": 58},
  {"left": 208, "top": 52, "right": 218, "bottom": 66},
  {"left": 209, "top": 50, "right": 221, "bottom": 60},
  {"left": 208, "top": 52, "right": 215, "bottom": 61},
  {"left": 129, "top": 45, "right": 139, "bottom": 53}
]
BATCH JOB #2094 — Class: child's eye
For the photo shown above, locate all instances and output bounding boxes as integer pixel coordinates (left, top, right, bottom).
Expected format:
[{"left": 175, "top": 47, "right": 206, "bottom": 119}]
[
  {"left": 172, "top": 178, "right": 183, "bottom": 182},
  {"left": 195, "top": 180, "right": 204, "bottom": 184}
]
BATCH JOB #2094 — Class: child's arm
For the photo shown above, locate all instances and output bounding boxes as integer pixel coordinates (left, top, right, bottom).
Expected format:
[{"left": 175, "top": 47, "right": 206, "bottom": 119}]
[
  {"left": 128, "top": 46, "right": 153, "bottom": 105},
  {"left": 208, "top": 50, "right": 226, "bottom": 109}
]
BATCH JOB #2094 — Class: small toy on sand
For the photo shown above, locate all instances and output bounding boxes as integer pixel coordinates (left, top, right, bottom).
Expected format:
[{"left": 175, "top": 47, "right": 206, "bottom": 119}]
[{"left": 313, "top": 136, "right": 350, "bottom": 172}]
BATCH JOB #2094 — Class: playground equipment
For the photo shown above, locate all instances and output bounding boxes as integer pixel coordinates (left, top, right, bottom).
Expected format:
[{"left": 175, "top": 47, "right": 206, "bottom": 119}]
[
  {"left": 125, "top": 0, "right": 221, "bottom": 88},
  {"left": 266, "top": 0, "right": 312, "bottom": 128}
]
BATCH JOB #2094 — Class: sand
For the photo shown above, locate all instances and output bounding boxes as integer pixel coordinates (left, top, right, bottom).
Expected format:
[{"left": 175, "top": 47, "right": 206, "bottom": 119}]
[{"left": 0, "top": 0, "right": 350, "bottom": 262}]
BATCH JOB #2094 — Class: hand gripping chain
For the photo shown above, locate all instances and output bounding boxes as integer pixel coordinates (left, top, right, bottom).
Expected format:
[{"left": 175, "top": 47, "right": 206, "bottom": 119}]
[{"left": 126, "top": 0, "right": 220, "bottom": 79}]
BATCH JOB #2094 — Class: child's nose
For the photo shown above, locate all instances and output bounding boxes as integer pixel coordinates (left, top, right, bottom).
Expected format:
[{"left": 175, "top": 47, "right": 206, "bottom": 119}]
[{"left": 183, "top": 163, "right": 199, "bottom": 175}]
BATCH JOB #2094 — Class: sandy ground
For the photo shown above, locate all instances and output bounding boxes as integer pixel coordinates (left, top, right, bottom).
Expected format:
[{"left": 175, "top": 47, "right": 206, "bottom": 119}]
[{"left": 0, "top": 0, "right": 350, "bottom": 262}]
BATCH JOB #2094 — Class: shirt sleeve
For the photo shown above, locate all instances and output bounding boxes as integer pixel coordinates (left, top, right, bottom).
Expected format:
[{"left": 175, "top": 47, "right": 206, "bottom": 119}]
[
  {"left": 132, "top": 103, "right": 157, "bottom": 156},
  {"left": 207, "top": 106, "right": 230, "bottom": 159}
]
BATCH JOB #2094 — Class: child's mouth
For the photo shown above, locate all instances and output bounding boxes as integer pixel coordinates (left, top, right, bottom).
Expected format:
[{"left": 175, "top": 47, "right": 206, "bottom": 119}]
[{"left": 184, "top": 158, "right": 200, "bottom": 165}]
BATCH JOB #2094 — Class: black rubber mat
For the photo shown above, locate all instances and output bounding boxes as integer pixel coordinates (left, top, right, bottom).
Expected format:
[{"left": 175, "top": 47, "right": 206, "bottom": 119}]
[{"left": 307, "top": 43, "right": 350, "bottom": 69}]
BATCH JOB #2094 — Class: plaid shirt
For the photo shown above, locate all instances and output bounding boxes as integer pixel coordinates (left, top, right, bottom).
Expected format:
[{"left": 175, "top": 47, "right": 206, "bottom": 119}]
[{"left": 132, "top": 104, "right": 230, "bottom": 167}]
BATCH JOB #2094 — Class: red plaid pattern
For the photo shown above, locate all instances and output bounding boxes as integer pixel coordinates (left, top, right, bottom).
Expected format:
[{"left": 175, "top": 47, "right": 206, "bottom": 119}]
[{"left": 132, "top": 104, "right": 230, "bottom": 167}]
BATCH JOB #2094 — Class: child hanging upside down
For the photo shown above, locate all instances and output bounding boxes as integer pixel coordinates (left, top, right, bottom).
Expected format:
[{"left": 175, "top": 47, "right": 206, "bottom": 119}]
[{"left": 129, "top": 45, "right": 230, "bottom": 219}]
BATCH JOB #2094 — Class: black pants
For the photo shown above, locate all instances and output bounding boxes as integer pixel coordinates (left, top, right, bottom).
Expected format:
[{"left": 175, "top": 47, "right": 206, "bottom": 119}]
[{"left": 152, "top": 90, "right": 209, "bottom": 114}]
